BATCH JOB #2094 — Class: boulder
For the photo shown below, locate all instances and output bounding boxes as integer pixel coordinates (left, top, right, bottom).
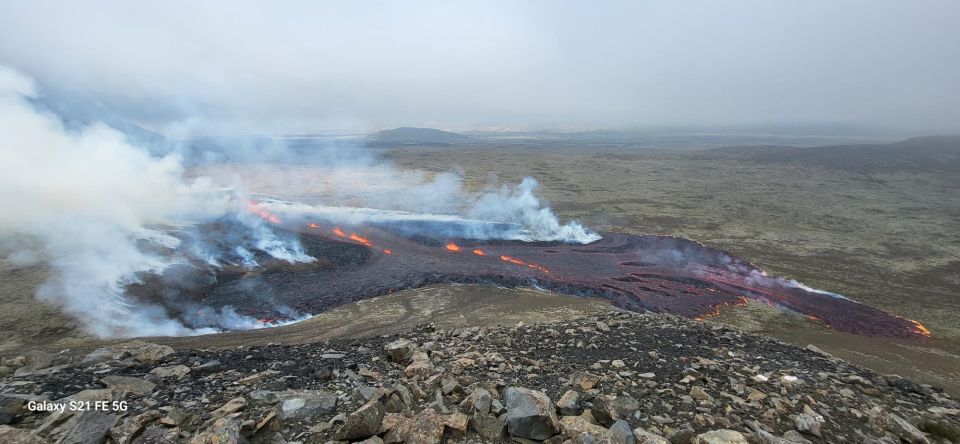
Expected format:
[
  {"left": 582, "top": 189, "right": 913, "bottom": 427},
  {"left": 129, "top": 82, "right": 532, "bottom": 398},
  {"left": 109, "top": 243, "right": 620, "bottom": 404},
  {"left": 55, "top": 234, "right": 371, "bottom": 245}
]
[
  {"left": 505, "top": 387, "right": 560, "bottom": 440},
  {"left": 591, "top": 393, "right": 640, "bottom": 427},
  {"left": 101, "top": 376, "right": 156, "bottom": 396},
  {"left": 693, "top": 429, "right": 749, "bottom": 444},
  {"left": 277, "top": 390, "right": 337, "bottom": 421},
  {"left": 633, "top": 427, "right": 671, "bottom": 444},
  {"left": 189, "top": 416, "right": 242, "bottom": 444},
  {"left": 404, "top": 351, "right": 435, "bottom": 378},
  {"left": 0, "top": 425, "right": 46, "bottom": 444},
  {"left": 13, "top": 350, "right": 55, "bottom": 376},
  {"left": 210, "top": 397, "right": 247, "bottom": 417},
  {"left": 385, "top": 338, "right": 416, "bottom": 363},
  {"left": 471, "top": 413, "right": 507, "bottom": 441},
  {"left": 149, "top": 364, "right": 191, "bottom": 380},
  {"left": 334, "top": 400, "right": 385, "bottom": 440},
  {"left": 557, "top": 390, "right": 581, "bottom": 415},
  {"left": 608, "top": 420, "right": 636, "bottom": 444},
  {"left": 383, "top": 409, "right": 445, "bottom": 444},
  {"left": 558, "top": 412, "right": 607, "bottom": 441},
  {"left": 459, "top": 387, "right": 492, "bottom": 414},
  {"left": 110, "top": 410, "right": 162, "bottom": 444},
  {"left": 57, "top": 410, "right": 120, "bottom": 444}
]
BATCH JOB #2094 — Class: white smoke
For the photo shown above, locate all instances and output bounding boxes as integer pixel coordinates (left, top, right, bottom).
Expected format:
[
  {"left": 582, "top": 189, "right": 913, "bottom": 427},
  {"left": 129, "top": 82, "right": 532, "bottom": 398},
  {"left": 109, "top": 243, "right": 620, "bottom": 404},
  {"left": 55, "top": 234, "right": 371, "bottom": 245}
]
[
  {"left": 467, "top": 177, "right": 600, "bottom": 243},
  {"left": 0, "top": 64, "right": 600, "bottom": 339},
  {"left": 0, "top": 66, "right": 311, "bottom": 338},
  {"left": 255, "top": 176, "right": 601, "bottom": 244}
]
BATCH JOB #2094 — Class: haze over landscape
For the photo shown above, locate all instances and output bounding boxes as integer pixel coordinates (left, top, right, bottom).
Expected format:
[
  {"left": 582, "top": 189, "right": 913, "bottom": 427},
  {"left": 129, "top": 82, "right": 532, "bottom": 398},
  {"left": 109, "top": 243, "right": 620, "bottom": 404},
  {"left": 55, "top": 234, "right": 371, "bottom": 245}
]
[
  {"left": 1, "top": 0, "right": 959, "bottom": 136},
  {"left": 1, "top": 2, "right": 960, "bottom": 443}
]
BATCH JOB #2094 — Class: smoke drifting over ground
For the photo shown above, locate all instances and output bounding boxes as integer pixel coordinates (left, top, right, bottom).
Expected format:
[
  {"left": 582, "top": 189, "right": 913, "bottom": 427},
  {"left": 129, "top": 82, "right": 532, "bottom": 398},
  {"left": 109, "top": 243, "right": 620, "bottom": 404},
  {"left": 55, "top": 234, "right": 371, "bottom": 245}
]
[{"left": 0, "top": 66, "right": 597, "bottom": 338}]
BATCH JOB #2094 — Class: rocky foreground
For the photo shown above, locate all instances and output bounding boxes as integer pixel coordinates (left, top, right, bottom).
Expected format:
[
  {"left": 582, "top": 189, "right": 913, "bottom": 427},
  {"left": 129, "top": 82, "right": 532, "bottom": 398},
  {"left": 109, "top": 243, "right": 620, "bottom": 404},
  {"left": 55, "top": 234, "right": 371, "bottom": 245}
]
[{"left": 1, "top": 312, "right": 958, "bottom": 444}]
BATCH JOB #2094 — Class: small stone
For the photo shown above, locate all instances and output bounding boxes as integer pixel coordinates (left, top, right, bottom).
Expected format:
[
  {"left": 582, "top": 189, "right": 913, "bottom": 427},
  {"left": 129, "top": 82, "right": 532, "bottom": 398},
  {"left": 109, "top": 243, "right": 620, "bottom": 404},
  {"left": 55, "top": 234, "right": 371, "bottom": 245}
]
[
  {"left": 574, "top": 372, "right": 602, "bottom": 390},
  {"left": 689, "top": 386, "right": 714, "bottom": 403}
]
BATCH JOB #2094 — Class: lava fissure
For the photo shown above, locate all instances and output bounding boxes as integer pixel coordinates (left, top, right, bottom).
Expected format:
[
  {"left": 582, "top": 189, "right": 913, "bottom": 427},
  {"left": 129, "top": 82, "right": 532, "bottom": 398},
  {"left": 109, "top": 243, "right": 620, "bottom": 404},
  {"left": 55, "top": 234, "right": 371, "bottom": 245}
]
[{"left": 167, "top": 218, "right": 930, "bottom": 339}]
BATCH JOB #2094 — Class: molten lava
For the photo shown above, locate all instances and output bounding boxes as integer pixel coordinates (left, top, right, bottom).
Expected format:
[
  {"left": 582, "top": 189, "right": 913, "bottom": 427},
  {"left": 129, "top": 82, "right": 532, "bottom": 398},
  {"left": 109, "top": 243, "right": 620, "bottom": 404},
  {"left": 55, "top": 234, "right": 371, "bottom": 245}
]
[
  {"left": 246, "top": 201, "right": 281, "bottom": 224},
  {"left": 349, "top": 233, "right": 373, "bottom": 247},
  {"left": 190, "top": 223, "right": 931, "bottom": 340}
]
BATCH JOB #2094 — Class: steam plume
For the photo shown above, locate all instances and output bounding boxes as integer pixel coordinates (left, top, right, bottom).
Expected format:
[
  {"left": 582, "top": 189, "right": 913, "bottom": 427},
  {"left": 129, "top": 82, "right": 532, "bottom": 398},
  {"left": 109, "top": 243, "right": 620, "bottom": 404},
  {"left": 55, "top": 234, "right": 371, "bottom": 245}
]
[{"left": 0, "top": 66, "right": 311, "bottom": 337}]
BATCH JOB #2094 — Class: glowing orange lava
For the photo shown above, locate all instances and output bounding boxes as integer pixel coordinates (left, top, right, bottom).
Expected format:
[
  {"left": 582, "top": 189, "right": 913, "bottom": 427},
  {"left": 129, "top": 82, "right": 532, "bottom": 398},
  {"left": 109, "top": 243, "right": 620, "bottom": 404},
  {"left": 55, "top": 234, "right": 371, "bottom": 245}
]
[
  {"left": 307, "top": 223, "right": 319, "bottom": 228},
  {"left": 383, "top": 249, "right": 392, "bottom": 255},
  {"left": 332, "top": 227, "right": 347, "bottom": 237},
  {"left": 499, "top": 255, "right": 549, "bottom": 273},
  {"left": 472, "top": 249, "right": 485, "bottom": 256},
  {"left": 910, "top": 319, "right": 932, "bottom": 337},
  {"left": 246, "top": 201, "right": 281, "bottom": 224},
  {"left": 500, "top": 255, "right": 525, "bottom": 265},
  {"left": 445, "top": 243, "right": 461, "bottom": 252},
  {"left": 349, "top": 233, "right": 373, "bottom": 247}
]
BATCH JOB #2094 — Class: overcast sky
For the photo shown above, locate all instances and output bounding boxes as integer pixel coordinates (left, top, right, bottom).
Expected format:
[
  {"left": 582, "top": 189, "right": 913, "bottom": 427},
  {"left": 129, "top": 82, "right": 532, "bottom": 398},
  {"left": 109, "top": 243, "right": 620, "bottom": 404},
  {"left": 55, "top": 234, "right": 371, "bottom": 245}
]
[{"left": 1, "top": 0, "right": 958, "bottom": 136}]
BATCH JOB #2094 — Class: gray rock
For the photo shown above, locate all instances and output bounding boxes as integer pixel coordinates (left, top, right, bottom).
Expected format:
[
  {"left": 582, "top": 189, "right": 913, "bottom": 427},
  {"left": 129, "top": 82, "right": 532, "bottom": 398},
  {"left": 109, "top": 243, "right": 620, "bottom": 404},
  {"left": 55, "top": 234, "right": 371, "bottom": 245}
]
[
  {"left": 693, "top": 429, "right": 749, "bottom": 444},
  {"left": 505, "top": 387, "right": 560, "bottom": 440},
  {"left": 12, "top": 350, "right": 55, "bottom": 376},
  {"left": 334, "top": 401, "right": 385, "bottom": 440},
  {"left": 190, "top": 416, "right": 242, "bottom": 444},
  {"left": 192, "top": 360, "right": 222, "bottom": 376},
  {"left": 633, "top": 427, "right": 671, "bottom": 444},
  {"left": 278, "top": 390, "right": 337, "bottom": 421},
  {"left": 57, "top": 410, "right": 120, "bottom": 444},
  {"left": 471, "top": 413, "right": 507, "bottom": 441},
  {"left": 110, "top": 410, "right": 162, "bottom": 444},
  {"left": 135, "top": 426, "right": 180, "bottom": 443},
  {"left": 149, "top": 364, "right": 190, "bottom": 380},
  {"left": 384, "top": 408, "right": 445, "bottom": 444},
  {"left": 459, "top": 387, "right": 493, "bottom": 414},
  {"left": 794, "top": 414, "right": 823, "bottom": 438},
  {"left": 557, "top": 390, "right": 580, "bottom": 415},
  {"left": 608, "top": 420, "right": 636, "bottom": 444},
  {"left": 385, "top": 338, "right": 416, "bottom": 363},
  {"left": 0, "top": 425, "right": 46, "bottom": 444},
  {"left": 591, "top": 393, "right": 640, "bottom": 427},
  {"left": 888, "top": 414, "right": 929, "bottom": 444},
  {"left": 100, "top": 376, "right": 156, "bottom": 396}
]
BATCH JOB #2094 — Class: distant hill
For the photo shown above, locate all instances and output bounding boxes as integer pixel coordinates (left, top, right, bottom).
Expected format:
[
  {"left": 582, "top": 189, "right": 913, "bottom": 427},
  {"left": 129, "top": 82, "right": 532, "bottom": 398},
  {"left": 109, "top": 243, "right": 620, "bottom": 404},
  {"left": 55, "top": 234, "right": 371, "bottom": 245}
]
[
  {"left": 710, "top": 136, "right": 960, "bottom": 173},
  {"left": 368, "top": 127, "right": 470, "bottom": 144}
]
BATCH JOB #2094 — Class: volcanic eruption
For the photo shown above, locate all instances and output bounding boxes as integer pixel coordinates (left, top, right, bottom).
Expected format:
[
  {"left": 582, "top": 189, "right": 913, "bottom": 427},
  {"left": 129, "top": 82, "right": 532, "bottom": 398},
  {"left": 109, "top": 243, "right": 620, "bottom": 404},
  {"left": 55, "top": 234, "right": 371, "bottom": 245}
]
[{"left": 159, "top": 200, "right": 932, "bottom": 340}]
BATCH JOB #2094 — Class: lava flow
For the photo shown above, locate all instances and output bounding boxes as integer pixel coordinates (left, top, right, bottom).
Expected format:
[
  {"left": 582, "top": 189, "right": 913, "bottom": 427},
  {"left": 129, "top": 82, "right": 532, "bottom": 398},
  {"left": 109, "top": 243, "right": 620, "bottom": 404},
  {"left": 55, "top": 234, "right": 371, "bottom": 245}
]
[{"left": 193, "top": 220, "right": 931, "bottom": 339}]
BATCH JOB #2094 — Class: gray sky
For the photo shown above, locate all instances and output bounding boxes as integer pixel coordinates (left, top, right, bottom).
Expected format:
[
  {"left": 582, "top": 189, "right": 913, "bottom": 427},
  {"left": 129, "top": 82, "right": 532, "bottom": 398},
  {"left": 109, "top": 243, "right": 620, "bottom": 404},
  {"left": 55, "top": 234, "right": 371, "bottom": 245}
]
[{"left": 1, "top": 0, "right": 958, "bottom": 135}]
